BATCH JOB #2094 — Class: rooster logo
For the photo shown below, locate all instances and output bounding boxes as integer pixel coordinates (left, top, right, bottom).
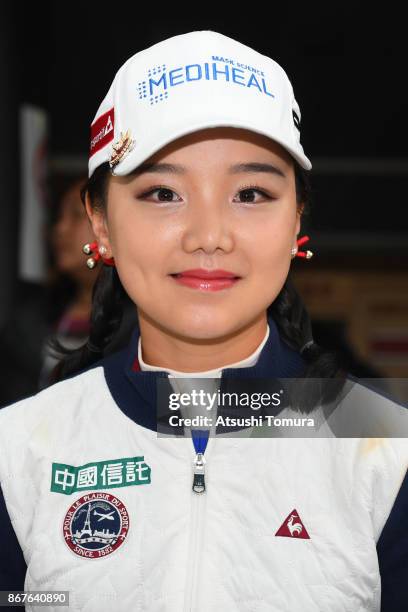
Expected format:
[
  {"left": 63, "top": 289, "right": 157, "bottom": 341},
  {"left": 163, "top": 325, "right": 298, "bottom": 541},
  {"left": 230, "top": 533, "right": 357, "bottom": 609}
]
[
  {"left": 275, "top": 508, "right": 310, "bottom": 539},
  {"left": 287, "top": 514, "right": 303, "bottom": 536}
]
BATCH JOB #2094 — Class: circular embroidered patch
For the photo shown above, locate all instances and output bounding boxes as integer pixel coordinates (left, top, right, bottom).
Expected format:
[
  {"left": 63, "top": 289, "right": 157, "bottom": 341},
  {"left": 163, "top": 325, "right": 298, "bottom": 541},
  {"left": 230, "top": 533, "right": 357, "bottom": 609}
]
[{"left": 63, "top": 493, "right": 129, "bottom": 558}]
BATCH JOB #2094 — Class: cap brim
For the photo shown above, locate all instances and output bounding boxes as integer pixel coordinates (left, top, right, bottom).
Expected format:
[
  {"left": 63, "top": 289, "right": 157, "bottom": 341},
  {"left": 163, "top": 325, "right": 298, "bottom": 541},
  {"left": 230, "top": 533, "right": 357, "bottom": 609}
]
[{"left": 112, "top": 118, "right": 312, "bottom": 176}]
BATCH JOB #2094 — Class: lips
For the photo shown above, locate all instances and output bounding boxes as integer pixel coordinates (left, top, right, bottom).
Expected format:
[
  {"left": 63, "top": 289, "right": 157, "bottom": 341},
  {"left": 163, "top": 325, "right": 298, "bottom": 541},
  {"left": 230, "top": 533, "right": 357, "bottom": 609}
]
[
  {"left": 171, "top": 269, "right": 240, "bottom": 279},
  {"left": 169, "top": 269, "right": 242, "bottom": 292}
]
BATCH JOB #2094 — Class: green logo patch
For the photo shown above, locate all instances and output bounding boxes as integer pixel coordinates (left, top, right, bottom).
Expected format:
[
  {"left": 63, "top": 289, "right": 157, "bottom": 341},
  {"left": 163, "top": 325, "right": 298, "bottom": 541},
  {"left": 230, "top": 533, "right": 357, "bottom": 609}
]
[{"left": 51, "top": 456, "right": 151, "bottom": 495}]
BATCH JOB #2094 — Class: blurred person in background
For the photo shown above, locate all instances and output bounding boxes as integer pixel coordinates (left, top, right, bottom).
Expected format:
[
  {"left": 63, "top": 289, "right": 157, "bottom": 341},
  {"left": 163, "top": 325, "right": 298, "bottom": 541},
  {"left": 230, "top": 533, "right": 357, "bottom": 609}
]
[
  {"left": 0, "top": 177, "right": 137, "bottom": 406},
  {"left": 37, "top": 177, "right": 96, "bottom": 388}
]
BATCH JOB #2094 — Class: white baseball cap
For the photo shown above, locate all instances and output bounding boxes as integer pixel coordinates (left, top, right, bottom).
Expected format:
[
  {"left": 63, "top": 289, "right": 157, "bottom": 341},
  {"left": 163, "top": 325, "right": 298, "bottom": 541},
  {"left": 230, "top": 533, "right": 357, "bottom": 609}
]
[{"left": 88, "top": 30, "right": 312, "bottom": 178}]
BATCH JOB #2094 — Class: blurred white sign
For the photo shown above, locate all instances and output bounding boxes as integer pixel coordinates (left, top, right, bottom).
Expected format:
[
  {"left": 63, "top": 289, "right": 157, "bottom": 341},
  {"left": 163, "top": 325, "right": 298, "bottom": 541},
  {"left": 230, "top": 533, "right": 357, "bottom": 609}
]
[{"left": 19, "top": 104, "right": 48, "bottom": 282}]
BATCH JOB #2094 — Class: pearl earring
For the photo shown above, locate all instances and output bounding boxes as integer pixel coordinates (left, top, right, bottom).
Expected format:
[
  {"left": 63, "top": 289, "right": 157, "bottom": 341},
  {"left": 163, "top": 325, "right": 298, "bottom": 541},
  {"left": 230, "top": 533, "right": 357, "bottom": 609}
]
[
  {"left": 82, "top": 241, "right": 115, "bottom": 268},
  {"left": 291, "top": 235, "right": 314, "bottom": 260}
]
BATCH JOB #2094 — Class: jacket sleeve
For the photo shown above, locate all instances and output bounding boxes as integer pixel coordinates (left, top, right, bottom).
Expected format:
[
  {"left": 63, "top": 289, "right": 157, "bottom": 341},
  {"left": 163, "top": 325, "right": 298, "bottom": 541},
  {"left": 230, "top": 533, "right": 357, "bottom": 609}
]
[
  {"left": 377, "top": 468, "right": 408, "bottom": 611},
  {"left": 0, "top": 482, "right": 27, "bottom": 602}
]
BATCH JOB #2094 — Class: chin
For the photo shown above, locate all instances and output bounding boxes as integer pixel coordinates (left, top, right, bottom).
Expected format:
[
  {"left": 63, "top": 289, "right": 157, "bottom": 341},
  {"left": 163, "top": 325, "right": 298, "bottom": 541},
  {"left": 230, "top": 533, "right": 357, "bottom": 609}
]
[{"left": 170, "top": 310, "right": 240, "bottom": 340}]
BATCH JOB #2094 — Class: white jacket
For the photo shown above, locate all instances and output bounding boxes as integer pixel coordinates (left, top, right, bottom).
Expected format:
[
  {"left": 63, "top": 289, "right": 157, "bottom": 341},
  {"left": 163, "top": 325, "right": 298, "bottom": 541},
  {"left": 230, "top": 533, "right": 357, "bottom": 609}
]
[{"left": 0, "top": 316, "right": 407, "bottom": 611}]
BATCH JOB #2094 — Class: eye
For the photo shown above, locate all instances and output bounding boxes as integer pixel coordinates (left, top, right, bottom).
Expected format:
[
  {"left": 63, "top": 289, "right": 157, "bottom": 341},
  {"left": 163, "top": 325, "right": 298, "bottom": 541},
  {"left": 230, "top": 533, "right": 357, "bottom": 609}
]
[
  {"left": 234, "top": 186, "right": 274, "bottom": 204},
  {"left": 138, "top": 186, "right": 181, "bottom": 202}
]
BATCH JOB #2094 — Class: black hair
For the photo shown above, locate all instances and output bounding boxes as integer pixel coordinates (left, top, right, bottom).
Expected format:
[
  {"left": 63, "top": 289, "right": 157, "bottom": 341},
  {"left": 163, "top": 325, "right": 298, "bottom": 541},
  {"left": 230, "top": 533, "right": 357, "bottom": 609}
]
[{"left": 48, "top": 159, "right": 349, "bottom": 411}]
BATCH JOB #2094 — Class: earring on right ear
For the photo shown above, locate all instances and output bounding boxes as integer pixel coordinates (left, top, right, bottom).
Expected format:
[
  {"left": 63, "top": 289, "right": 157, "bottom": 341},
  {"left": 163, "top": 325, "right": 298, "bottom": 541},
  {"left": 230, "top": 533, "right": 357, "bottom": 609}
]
[
  {"left": 82, "top": 241, "right": 116, "bottom": 268},
  {"left": 291, "top": 235, "right": 313, "bottom": 259}
]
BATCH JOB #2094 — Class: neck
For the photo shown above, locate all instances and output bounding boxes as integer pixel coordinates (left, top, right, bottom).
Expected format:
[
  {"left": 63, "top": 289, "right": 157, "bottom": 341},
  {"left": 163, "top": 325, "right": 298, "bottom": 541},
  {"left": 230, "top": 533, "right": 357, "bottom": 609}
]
[{"left": 137, "top": 310, "right": 268, "bottom": 372}]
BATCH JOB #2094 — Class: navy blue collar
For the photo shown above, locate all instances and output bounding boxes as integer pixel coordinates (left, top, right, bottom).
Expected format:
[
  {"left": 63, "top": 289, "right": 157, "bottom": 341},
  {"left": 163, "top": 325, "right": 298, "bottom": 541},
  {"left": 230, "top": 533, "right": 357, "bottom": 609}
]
[{"left": 85, "top": 314, "right": 306, "bottom": 431}]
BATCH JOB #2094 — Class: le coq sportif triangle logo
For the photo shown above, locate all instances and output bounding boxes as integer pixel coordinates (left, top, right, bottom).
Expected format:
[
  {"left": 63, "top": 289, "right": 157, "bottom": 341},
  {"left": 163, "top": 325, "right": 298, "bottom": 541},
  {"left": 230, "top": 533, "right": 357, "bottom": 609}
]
[{"left": 275, "top": 508, "right": 310, "bottom": 539}]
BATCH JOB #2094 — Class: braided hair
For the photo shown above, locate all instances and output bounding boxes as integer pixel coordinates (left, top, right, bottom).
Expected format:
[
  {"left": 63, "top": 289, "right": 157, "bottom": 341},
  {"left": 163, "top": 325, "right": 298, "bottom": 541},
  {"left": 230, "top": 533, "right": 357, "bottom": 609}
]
[{"left": 48, "top": 160, "right": 349, "bottom": 405}]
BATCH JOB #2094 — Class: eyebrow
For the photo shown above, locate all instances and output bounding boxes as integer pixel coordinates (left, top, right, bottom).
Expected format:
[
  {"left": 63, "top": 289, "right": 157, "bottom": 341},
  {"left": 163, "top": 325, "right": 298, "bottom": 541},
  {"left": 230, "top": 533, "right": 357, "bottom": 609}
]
[
  {"left": 229, "top": 162, "right": 286, "bottom": 178},
  {"left": 131, "top": 162, "right": 185, "bottom": 176},
  {"left": 130, "top": 161, "right": 286, "bottom": 178}
]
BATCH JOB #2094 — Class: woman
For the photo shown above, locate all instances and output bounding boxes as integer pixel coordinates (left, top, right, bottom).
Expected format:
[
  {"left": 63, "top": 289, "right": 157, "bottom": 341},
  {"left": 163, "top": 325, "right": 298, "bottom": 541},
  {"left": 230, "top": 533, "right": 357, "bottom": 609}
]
[{"left": 0, "top": 30, "right": 406, "bottom": 612}]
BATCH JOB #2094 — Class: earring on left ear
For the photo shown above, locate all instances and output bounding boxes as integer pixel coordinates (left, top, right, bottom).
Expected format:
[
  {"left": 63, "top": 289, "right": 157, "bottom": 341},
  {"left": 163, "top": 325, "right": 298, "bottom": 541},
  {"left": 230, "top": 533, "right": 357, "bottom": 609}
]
[{"left": 291, "top": 235, "right": 313, "bottom": 260}]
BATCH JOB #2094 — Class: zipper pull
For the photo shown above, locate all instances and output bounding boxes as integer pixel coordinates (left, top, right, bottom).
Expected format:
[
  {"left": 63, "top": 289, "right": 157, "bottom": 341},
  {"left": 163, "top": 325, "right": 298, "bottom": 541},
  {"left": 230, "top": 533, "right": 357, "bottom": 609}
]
[{"left": 192, "top": 452, "right": 206, "bottom": 493}]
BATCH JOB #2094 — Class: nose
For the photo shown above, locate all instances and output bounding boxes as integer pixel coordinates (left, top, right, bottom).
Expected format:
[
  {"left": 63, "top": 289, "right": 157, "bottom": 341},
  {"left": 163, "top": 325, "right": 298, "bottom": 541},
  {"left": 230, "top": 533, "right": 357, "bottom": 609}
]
[{"left": 180, "top": 195, "right": 235, "bottom": 254}]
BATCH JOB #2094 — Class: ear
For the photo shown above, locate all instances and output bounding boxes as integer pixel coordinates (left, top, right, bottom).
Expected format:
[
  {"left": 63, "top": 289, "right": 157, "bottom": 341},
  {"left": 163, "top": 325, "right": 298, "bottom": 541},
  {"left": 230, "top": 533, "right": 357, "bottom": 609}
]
[
  {"left": 294, "top": 202, "right": 304, "bottom": 239},
  {"left": 84, "top": 192, "right": 113, "bottom": 256}
]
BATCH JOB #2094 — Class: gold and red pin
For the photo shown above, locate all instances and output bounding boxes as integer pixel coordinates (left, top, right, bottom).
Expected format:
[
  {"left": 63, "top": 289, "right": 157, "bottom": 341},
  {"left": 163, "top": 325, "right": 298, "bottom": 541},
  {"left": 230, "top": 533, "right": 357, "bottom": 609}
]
[{"left": 109, "top": 129, "right": 135, "bottom": 170}]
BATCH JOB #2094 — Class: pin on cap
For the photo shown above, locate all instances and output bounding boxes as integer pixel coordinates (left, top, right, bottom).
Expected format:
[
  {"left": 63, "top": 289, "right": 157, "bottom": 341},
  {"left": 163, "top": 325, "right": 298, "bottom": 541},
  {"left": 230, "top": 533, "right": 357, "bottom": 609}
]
[{"left": 88, "top": 30, "right": 312, "bottom": 178}]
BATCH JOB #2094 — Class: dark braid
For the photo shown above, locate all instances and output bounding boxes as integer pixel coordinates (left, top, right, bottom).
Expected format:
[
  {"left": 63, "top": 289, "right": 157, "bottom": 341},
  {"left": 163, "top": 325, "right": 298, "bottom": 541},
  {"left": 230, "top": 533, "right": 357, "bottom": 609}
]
[
  {"left": 268, "top": 275, "right": 348, "bottom": 377},
  {"left": 268, "top": 276, "right": 349, "bottom": 413},
  {"left": 266, "top": 161, "right": 350, "bottom": 412},
  {"left": 269, "top": 276, "right": 312, "bottom": 353},
  {"left": 48, "top": 159, "right": 349, "bottom": 406},
  {"left": 86, "top": 264, "right": 127, "bottom": 353}
]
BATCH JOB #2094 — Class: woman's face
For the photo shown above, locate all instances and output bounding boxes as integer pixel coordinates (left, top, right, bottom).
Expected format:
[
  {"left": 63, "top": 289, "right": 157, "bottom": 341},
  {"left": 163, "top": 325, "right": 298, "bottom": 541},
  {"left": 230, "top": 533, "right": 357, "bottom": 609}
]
[{"left": 87, "top": 127, "right": 303, "bottom": 341}]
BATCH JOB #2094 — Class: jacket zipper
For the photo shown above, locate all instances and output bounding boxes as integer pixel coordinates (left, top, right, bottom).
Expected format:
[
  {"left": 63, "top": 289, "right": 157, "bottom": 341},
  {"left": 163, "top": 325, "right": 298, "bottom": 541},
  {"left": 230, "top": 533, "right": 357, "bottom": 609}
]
[
  {"left": 183, "top": 430, "right": 214, "bottom": 612},
  {"left": 192, "top": 452, "right": 206, "bottom": 493}
]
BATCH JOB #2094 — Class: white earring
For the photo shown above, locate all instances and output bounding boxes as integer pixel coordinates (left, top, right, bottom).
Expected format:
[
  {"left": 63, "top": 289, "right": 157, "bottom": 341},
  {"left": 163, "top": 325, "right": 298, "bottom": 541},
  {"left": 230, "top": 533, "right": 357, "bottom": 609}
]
[
  {"left": 98, "top": 245, "right": 108, "bottom": 256},
  {"left": 291, "top": 247, "right": 298, "bottom": 259}
]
